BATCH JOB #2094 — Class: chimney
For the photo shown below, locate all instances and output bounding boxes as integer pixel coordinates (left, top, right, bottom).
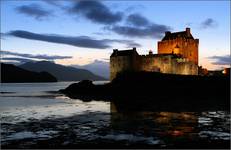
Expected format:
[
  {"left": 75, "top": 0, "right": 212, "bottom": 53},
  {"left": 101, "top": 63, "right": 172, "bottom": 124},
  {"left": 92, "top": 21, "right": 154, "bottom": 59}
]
[
  {"left": 186, "top": 27, "right": 190, "bottom": 36},
  {"left": 113, "top": 49, "right": 118, "bottom": 55},
  {"left": 132, "top": 47, "right": 136, "bottom": 51},
  {"left": 165, "top": 31, "right": 171, "bottom": 36},
  {"left": 113, "top": 49, "right": 118, "bottom": 52}
]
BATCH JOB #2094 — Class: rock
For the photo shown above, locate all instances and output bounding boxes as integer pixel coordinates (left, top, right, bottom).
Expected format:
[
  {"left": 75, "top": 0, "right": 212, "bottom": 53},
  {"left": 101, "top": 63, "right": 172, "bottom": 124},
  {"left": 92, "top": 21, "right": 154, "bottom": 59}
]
[{"left": 59, "top": 72, "right": 230, "bottom": 111}]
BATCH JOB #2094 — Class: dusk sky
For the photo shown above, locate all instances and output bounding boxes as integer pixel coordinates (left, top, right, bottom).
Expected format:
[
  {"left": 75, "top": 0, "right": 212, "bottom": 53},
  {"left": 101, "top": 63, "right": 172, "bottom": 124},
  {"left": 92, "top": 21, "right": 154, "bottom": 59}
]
[{"left": 1, "top": 0, "right": 230, "bottom": 70}]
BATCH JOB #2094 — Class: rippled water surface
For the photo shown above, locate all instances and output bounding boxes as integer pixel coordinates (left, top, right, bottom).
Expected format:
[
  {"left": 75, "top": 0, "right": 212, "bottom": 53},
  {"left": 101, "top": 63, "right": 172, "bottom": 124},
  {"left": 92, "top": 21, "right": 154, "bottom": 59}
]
[{"left": 0, "top": 82, "right": 230, "bottom": 148}]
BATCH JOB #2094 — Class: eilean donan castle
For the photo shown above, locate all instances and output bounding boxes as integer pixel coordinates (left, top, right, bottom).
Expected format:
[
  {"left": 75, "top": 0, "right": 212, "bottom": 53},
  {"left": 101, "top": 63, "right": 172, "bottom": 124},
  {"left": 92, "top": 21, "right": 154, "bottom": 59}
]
[{"left": 110, "top": 28, "right": 199, "bottom": 80}]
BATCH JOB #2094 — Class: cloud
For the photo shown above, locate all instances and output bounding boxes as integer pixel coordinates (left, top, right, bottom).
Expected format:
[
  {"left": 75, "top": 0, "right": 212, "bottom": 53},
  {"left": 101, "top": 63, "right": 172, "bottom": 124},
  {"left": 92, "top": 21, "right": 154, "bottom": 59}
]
[
  {"left": 1, "top": 50, "right": 72, "bottom": 60},
  {"left": 107, "top": 23, "right": 171, "bottom": 38},
  {"left": 122, "top": 41, "right": 141, "bottom": 48},
  {"left": 102, "top": 58, "right": 110, "bottom": 61},
  {"left": 104, "top": 39, "right": 141, "bottom": 48},
  {"left": 125, "top": 5, "right": 145, "bottom": 13},
  {"left": 1, "top": 57, "right": 34, "bottom": 63},
  {"left": 93, "top": 32, "right": 111, "bottom": 36},
  {"left": 7, "top": 30, "right": 140, "bottom": 49},
  {"left": 105, "top": 13, "right": 171, "bottom": 38},
  {"left": 8, "top": 30, "right": 110, "bottom": 49},
  {"left": 69, "top": 1, "right": 123, "bottom": 25},
  {"left": 200, "top": 18, "right": 218, "bottom": 29},
  {"left": 0, "top": 33, "right": 5, "bottom": 39},
  {"left": 16, "top": 4, "right": 52, "bottom": 20},
  {"left": 126, "top": 13, "right": 150, "bottom": 27},
  {"left": 42, "top": 0, "right": 62, "bottom": 7},
  {"left": 42, "top": 0, "right": 67, "bottom": 9},
  {"left": 208, "top": 55, "right": 230, "bottom": 65}
]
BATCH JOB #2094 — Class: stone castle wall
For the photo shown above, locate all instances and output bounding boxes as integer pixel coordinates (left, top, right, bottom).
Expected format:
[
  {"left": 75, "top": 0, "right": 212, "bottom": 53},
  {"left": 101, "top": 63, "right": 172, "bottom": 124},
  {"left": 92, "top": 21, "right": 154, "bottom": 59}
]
[
  {"left": 110, "top": 56, "right": 131, "bottom": 80},
  {"left": 139, "top": 55, "right": 198, "bottom": 75},
  {"left": 110, "top": 54, "right": 198, "bottom": 80},
  {"left": 110, "top": 54, "right": 140, "bottom": 80}
]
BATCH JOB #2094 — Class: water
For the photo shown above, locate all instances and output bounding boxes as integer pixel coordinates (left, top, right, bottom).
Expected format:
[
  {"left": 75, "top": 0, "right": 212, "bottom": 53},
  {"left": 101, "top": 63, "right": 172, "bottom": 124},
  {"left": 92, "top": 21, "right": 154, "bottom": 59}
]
[{"left": 0, "top": 82, "right": 230, "bottom": 148}]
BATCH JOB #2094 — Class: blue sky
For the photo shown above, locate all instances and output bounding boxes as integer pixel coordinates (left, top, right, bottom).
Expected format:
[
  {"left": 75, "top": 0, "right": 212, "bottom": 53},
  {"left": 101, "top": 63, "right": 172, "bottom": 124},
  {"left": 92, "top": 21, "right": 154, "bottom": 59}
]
[{"left": 1, "top": 0, "right": 230, "bottom": 70}]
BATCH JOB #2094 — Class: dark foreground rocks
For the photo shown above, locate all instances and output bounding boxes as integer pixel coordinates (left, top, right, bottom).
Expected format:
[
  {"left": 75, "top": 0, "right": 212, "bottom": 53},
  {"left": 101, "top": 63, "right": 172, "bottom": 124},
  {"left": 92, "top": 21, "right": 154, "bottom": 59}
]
[{"left": 60, "top": 72, "right": 230, "bottom": 111}]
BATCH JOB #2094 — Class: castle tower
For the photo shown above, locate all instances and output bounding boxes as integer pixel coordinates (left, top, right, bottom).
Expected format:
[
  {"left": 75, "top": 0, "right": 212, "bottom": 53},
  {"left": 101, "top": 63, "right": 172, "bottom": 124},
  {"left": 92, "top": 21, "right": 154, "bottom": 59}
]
[
  {"left": 157, "top": 28, "right": 199, "bottom": 65},
  {"left": 110, "top": 48, "right": 139, "bottom": 80}
]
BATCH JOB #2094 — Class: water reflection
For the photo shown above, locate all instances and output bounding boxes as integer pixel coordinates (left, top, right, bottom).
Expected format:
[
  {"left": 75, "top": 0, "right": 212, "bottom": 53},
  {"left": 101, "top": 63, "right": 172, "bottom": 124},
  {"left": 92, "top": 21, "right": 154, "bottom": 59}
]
[
  {"left": 110, "top": 101, "right": 230, "bottom": 148},
  {"left": 111, "top": 111, "right": 198, "bottom": 139}
]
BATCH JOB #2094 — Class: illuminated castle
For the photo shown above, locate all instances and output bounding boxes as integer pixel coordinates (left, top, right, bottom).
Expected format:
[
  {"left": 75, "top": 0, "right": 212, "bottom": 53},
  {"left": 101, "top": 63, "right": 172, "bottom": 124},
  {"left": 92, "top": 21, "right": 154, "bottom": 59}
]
[{"left": 110, "top": 28, "right": 199, "bottom": 80}]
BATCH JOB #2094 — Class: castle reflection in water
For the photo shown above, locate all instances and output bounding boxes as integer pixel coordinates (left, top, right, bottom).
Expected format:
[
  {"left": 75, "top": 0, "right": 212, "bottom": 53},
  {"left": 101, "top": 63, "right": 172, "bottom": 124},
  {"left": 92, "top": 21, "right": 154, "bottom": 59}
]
[{"left": 110, "top": 101, "right": 198, "bottom": 138}]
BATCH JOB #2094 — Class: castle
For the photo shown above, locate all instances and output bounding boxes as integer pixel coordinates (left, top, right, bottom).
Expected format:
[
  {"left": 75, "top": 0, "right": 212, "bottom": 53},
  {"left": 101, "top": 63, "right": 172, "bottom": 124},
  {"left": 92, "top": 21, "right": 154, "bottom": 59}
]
[{"left": 110, "top": 28, "right": 199, "bottom": 80}]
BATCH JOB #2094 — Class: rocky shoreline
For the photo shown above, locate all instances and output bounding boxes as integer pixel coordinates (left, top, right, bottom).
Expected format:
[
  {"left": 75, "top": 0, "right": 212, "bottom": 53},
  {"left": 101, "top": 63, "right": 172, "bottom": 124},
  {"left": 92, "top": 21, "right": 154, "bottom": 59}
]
[{"left": 60, "top": 72, "right": 230, "bottom": 111}]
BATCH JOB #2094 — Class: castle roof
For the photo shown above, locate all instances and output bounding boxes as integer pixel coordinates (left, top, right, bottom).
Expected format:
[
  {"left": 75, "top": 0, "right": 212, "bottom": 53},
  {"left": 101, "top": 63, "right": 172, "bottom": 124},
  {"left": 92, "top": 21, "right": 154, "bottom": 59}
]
[
  {"left": 111, "top": 48, "right": 138, "bottom": 57},
  {"left": 161, "top": 29, "right": 194, "bottom": 41}
]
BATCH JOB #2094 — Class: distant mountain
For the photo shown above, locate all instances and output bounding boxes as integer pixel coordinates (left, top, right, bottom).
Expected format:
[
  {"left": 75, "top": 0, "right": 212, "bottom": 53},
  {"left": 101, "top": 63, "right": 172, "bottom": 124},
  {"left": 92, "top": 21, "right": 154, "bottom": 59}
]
[
  {"left": 19, "top": 61, "right": 105, "bottom": 81},
  {"left": 1, "top": 63, "right": 57, "bottom": 83},
  {"left": 72, "top": 60, "right": 109, "bottom": 79}
]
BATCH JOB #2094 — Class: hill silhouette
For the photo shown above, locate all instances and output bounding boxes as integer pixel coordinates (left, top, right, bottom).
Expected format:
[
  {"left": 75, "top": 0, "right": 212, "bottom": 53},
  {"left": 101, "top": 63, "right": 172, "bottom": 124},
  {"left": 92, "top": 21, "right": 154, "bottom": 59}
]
[
  {"left": 1, "top": 63, "right": 57, "bottom": 83},
  {"left": 72, "top": 60, "right": 109, "bottom": 79},
  {"left": 20, "top": 61, "right": 105, "bottom": 81}
]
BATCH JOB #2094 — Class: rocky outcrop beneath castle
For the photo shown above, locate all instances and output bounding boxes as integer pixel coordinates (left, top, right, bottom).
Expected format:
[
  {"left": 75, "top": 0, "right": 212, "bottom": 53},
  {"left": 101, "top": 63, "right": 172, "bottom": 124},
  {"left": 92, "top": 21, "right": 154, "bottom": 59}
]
[{"left": 60, "top": 72, "right": 230, "bottom": 111}]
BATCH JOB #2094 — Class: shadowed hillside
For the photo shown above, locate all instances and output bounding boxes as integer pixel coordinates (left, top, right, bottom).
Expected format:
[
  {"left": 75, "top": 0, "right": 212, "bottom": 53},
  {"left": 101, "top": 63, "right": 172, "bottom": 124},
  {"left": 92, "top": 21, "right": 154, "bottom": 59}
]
[
  {"left": 1, "top": 63, "right": 57, "bottom": 83},
  {"left": 20, "top": 61, "right": 105, "bottom": 81},
  {"left": 72, "top": 60, "right": 109, "bottom": 79}
]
